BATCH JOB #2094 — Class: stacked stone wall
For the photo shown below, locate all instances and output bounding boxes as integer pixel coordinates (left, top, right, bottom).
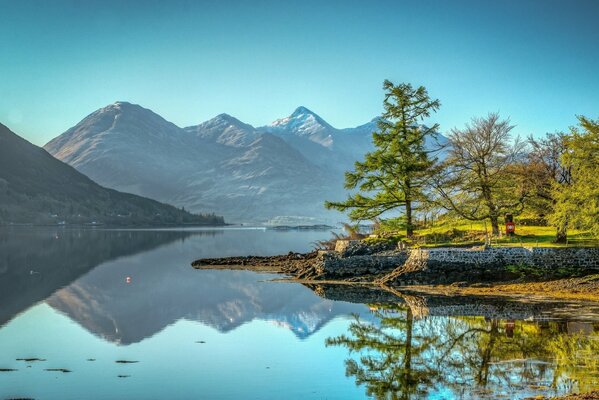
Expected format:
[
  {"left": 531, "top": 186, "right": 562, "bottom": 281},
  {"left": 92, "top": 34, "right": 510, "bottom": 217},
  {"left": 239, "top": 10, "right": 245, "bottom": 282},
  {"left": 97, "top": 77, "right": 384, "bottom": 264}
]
[{"left": 321, "top": 241, "right": 599, "bottom": 283}]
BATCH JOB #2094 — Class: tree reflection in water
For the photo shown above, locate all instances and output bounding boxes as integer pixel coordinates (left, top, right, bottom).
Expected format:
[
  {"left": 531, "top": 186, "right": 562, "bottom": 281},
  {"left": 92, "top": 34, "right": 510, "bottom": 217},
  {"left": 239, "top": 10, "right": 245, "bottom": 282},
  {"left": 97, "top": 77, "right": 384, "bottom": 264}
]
[{"left": 326, "top": 300, "right": 599, "bottom": 399}]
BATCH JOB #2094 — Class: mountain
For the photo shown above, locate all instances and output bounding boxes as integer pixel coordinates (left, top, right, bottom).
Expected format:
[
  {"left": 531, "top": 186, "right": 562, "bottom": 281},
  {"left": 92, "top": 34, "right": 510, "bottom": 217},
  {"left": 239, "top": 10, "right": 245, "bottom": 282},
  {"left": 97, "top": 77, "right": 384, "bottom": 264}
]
[
  {"left": 45, "top": 102, "right": 336, "bottom": 223},
  {"left": 260, "top": 108, "right": 448, "bottom": 172},
  {"left": 264, "top": 106, "right": 336, "bottom": 147},
  {"left": 185, "top": 113, "right": 260, "bottom": 147},
  {"left": 45, "top": 102, "right": 447, "bottom": 224},
  {"left": 0, "top": 122, "right": 223, "bottom": 226},
  {"left": 44, "top": 102, "right": 213, "bottom": 203}
]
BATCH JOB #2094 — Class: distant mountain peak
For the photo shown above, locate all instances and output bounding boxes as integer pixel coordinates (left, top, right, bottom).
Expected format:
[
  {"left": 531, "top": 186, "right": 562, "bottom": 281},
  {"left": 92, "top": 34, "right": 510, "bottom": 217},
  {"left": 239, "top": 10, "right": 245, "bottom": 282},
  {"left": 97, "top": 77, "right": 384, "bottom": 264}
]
[
  {"left": 101, "top": 101, "right": 137, "bottom": 112},
  {"left": 184, "top": 113, "right": 258, "bottom": 148},
  {"left": 212, "top": 113, "right": 248, "bottom": 126},
  {"left": 216, "top": 112, "right": 234, "bottom": 120},
  {"left": 191, "top": 113, "right": 255, "bottom": 132},
  {"left": 270, "top": 106, "right": 332, "bottom": 131},
  {"left": 291, "top": 106, "right": 316, "bottom": 117}
]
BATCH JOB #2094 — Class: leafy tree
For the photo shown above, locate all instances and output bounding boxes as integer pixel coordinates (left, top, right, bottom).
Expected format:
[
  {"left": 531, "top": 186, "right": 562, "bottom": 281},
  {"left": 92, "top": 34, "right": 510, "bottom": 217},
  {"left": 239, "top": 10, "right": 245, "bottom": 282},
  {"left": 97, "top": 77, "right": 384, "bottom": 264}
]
[
  {"left": 325, "top": 80, "right": 441, "bottom": 237},
  {"left": 524, "top": 133, "right": 572, "bottom": 242},
  {"left": 433, "top": 113, "right": 525, "bottom": 236},
  {"left": 550, "top": 116, "right": 599, "bottom": 238}
]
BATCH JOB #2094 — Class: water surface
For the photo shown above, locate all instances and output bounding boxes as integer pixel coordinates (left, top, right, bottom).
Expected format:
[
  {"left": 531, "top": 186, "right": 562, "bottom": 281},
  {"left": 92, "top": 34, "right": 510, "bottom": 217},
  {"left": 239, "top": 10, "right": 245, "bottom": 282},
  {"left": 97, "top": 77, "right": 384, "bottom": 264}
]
[{"left": 0, "top": 227, "right": 598, "bottom": 399}]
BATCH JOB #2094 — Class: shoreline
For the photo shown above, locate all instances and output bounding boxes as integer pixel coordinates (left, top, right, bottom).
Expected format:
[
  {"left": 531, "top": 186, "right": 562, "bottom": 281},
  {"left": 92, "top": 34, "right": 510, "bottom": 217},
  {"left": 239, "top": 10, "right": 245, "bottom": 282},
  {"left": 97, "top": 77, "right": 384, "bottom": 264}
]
[{"left": 192, "top": 241, "right": 599, "bottom": 302}]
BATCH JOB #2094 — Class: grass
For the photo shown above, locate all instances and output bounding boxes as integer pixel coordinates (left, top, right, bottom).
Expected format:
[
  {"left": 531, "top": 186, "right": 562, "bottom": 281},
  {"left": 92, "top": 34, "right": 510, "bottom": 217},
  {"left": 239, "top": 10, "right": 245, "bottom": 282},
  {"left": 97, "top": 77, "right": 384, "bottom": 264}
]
[{"left": 376, "top": 218, "right": 599, "bottom": 248}]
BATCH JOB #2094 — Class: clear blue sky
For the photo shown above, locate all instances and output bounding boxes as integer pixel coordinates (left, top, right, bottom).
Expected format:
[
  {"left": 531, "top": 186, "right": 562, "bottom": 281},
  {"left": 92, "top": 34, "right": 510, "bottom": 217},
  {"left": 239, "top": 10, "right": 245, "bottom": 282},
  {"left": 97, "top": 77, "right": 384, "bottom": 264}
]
[{"left": 1, "top": 0, "right": 598, "bottom": 146}]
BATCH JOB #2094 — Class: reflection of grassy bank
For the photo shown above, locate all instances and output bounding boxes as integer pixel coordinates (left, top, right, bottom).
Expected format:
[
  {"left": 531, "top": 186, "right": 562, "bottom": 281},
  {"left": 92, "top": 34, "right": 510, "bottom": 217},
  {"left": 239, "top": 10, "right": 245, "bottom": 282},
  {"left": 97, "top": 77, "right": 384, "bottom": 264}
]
[{"left": 405, "top": 274, "right": 599, "bottom": 302}]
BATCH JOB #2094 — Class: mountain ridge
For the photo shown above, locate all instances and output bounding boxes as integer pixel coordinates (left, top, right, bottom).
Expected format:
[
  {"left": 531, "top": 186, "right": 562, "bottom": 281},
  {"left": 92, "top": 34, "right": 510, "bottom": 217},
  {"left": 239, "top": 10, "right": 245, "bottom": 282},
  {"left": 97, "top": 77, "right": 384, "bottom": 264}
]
[
  {"left": 0, "top": 122, "right": 223, "bottom": 226},
  {"left": 44, "top": 102, "right": 447, "bottom": 224}
]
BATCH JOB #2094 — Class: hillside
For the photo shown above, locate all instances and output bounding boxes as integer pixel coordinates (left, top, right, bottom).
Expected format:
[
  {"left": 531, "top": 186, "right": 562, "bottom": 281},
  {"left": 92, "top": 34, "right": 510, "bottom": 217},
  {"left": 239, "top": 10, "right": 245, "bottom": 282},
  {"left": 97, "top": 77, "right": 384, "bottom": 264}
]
[{"left": 0, "top": 122, "right": 224, "bottom": 226}]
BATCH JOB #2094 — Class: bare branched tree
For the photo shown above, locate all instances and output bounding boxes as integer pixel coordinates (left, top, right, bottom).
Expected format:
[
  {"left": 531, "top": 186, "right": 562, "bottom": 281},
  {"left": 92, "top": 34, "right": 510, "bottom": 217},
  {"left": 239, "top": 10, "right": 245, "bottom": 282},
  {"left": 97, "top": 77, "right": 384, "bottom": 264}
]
[{"left": 433, "top": 113, "right": 526, "bottom": 235}]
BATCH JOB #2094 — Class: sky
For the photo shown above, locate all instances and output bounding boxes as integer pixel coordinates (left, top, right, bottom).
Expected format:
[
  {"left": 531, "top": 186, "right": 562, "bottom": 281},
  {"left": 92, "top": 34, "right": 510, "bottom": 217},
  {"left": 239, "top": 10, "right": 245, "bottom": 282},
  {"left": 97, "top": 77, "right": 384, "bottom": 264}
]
[{"left": 1, "top": 0, "right": 598, "bottom": 146}]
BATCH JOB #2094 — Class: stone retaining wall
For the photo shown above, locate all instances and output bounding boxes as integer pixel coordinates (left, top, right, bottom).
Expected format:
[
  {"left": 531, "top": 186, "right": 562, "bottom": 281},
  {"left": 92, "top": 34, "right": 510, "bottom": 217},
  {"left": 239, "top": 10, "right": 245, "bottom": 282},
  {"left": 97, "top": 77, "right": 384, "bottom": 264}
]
[
  {"left": 320, "top": 241, "right": 599, "bottom": 283},
  {"left": 416, "top": 247, "right": 599, "bottom": 270},
  {"left": 321, "top": 251, "right": 407, "bottom": 278}
]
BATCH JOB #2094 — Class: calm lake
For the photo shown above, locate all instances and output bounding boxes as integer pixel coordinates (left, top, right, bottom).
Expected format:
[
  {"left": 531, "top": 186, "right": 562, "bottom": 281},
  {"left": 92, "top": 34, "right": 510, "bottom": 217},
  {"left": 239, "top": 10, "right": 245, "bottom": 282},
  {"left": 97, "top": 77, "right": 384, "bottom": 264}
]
[{"left": 1, "top": 227, "right": 598, "bottom": 399}]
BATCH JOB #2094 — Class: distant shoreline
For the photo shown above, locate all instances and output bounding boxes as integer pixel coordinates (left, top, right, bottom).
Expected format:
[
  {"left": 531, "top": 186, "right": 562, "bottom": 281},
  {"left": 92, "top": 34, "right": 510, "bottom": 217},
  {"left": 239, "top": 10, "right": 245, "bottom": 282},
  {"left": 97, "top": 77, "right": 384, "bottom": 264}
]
[{"left": 0, "top": 222, "right": 230, "bottom": 229}]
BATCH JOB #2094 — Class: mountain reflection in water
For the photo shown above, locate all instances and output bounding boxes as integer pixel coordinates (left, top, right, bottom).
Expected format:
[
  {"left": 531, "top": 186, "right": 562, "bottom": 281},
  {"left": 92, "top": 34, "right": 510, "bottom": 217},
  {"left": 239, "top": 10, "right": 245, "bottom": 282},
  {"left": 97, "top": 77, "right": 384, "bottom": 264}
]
[
  {"left": 0, "top": 228, "right": 598, "bottom": 400},
  {"left": 0, "top": 227, "right": 203, "bottom": 326},
  {"left": 1, "top": 227, "right": 360, "bottom": 341}
]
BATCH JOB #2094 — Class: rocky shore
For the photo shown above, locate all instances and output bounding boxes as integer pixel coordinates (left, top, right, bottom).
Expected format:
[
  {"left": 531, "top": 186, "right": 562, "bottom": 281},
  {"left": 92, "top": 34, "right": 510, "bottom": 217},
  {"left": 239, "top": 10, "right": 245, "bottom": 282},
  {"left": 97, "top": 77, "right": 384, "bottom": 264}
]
[
  {"left": 192, "top": 239, "right": 599, "bottom": 300},
  {"left": 191, "top": 251, "right": 325, "bottom": 279}
]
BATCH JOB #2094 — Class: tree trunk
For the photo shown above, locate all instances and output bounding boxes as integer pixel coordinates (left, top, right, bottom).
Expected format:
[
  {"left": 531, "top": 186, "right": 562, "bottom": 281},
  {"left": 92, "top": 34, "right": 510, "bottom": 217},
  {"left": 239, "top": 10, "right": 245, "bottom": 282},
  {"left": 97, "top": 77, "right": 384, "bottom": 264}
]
[
  {"left": 489, "top": 214, "right": 500, "bottom": 236},
  {"left": 405, "top": 200, "right": 414, "bottom": 237},
  {"left": 555, "top": 225, "right": 568, "bottom": 244},
  {"left": 482, "top": 183, "right": 499, "bottom": 236},
  {"left": 553, "top": 199, "right": 568, "bottom": 244}
]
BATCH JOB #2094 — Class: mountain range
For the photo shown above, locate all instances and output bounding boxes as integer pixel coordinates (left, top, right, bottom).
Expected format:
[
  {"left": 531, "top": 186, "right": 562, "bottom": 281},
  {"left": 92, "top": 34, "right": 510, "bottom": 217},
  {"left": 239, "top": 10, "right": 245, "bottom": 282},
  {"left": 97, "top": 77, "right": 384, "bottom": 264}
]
[
  {"left": 0, "top": 122, "right": 223, "bottom": 226},
  {"left": 44, "top": 102, "right": 447, "bottom": 224}
]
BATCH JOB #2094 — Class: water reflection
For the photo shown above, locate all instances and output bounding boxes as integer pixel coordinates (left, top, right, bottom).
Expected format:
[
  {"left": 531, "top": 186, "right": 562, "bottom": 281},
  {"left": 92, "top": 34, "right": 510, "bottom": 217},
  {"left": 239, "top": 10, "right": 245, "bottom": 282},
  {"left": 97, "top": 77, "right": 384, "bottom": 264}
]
[
  {"left": 326, "top": 300, "right": 599, "bottom": 399},
  {"left": 1, "top": 227, "right": 360, "bottom": 343},
  {"left": 46, "top": 268, "right": 361, "bottom": 343},
  {"left": 1, "top": 228, "right": 599, "bottom": 399},
  {"left": 0, "top": 227, "right": 203, "bottom": 326}
]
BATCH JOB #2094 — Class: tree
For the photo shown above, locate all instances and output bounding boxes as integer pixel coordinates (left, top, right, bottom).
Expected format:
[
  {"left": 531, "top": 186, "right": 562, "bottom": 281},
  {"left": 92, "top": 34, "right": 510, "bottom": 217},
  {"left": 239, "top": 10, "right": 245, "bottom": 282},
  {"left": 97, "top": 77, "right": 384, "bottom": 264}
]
[
  {"left": 434, "top": 113, "right": 525, "bottom": 236},
  {"left": 525, "top": 133, "right": 572, "bottom": 243},
  {"left": 325, "top": 80, "right": 441, "bottom": 237},
  {"left": 550, "top": 116, "right": 599, "bottom": 238}
]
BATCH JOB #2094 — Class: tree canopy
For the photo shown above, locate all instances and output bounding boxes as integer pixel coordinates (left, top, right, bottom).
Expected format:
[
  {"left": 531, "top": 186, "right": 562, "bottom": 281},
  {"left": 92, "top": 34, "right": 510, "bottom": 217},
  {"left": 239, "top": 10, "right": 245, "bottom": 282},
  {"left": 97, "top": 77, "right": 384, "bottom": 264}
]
[
  {"left": 550, "top": 116, "right": 599, "bottom": 238},
  {"left": 433, "top": 113, "right": 526, "bottom": 235},
  {"left": 325, "top": 80, "right": 441, "bottom": 236}
]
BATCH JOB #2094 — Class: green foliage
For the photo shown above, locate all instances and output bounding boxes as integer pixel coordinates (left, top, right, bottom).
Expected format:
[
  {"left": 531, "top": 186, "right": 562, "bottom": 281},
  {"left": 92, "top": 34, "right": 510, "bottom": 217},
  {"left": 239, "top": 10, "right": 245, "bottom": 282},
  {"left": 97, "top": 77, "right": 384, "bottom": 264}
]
[
  {"left": 505, "top": 263, "right": 545, "bottom": 279},
  {"left": 550, "top": 116, "right": 599, "bottom": 238},
  {"left": 523, "top": 132, "right": 571, "bottom": 237},
  {"left": 325, "top": 80, "right": 441, "bottom": 237}
]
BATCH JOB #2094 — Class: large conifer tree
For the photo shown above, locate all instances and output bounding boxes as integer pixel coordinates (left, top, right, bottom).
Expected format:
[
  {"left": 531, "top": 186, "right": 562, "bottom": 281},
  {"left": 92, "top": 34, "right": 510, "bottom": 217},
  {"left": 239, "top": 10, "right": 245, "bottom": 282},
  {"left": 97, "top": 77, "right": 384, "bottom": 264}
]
[{"left": 325, "top": 80, "right": 440, "bottom": 237}]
